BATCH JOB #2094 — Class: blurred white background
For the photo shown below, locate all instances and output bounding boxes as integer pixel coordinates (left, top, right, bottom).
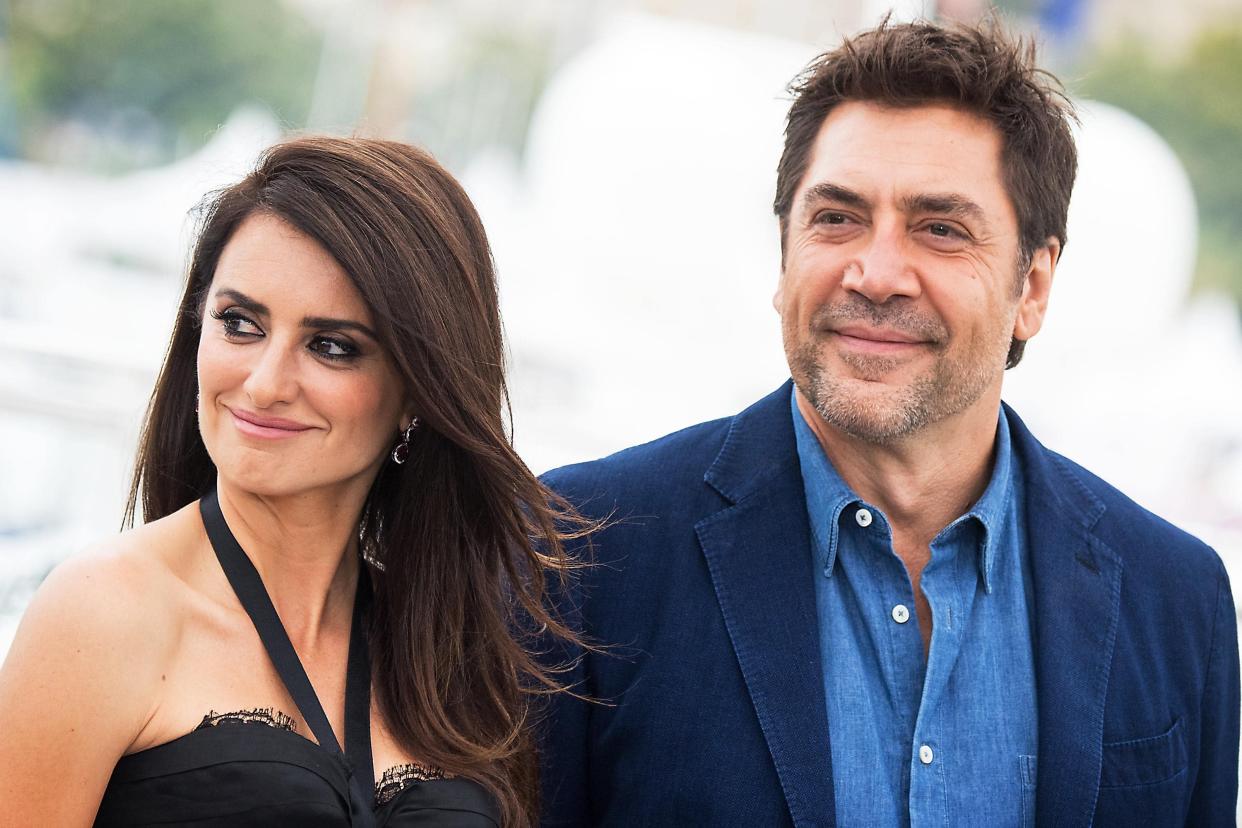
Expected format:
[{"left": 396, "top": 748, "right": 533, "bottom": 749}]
[{"left": 1, "top": 0, "right": 1240, "bottom": 760}]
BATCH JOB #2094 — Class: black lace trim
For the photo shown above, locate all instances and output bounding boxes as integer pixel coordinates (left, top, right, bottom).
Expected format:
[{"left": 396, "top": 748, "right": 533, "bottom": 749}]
[
  {"left": 195, "top": 707, "right": 298, "bottom": 732},
  {"left": 192, "top": 708, "right": 450, "bottom": 807},
  {"left": 374, "top": 761, "right": 448, "bottom": 805}
]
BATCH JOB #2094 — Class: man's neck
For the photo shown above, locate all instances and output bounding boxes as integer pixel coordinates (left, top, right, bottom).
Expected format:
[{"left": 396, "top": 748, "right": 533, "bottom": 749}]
[{"left": 794, "top": 387, "right": 1001, "bottom": 548}]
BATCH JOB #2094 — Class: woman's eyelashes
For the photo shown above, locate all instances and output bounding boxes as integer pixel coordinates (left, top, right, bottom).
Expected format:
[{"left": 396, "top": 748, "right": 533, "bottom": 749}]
[
  {"left": 308, "top": 335, "right": 359, "bottom": 361},
  {"left": 208, "top": 308, "right": 361, "bottom": 363},
  {"left": 210, "top": 308, "right": 262, "bottom": 339}
]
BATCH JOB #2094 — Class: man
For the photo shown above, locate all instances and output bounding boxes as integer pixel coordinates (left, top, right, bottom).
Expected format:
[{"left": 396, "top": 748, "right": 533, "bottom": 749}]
[{"left": 540, "top": 19, "right": 1239, "bottom": 828}]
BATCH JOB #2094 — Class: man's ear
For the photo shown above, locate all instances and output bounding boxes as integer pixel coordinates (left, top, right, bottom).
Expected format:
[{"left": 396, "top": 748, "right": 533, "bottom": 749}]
[
  {"left": 774, "top": 222, "right": 788, "bottom": 313},
  {"left": 1012, "top": 237, "right": 1059, "bottom": 342}
]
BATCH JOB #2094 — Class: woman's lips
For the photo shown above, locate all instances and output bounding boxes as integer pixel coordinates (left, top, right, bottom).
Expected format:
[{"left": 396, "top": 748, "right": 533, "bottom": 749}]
[{"left": 229, "top": 408, "right": 313, "bottom": 440}]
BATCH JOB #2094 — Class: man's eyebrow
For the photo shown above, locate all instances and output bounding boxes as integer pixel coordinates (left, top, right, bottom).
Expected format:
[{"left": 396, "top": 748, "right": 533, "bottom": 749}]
[
  {"left": 213, "top": 288, "right": 378, "bottom": 340},
  {"left": 801, "top": 182, "right": 870, "bottom": 211},
  {"left": 800, "top": 185, "right": 994, "bottom": 230},
  {"left": 901, "top": 193, "right": 990, "bottom": 227}
]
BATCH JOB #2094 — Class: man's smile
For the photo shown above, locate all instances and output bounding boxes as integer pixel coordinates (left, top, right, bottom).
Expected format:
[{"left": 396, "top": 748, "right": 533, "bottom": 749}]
[{"left": 829, "top": 324, "right": 931, "bottom": 355}]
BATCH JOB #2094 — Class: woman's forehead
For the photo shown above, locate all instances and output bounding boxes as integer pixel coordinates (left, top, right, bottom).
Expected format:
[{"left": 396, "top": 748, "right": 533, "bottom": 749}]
[{"left": 211, "top": 213, "right": 374, "bottom": 325}]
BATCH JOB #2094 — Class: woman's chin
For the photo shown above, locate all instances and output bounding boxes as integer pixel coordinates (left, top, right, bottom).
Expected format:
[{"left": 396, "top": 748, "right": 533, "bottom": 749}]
[
  {"left": 215, "top": 471, "right": 308, "bottom": 500},
  {"left": 212, "top": 454, "right": 383, "bottom": 503}
]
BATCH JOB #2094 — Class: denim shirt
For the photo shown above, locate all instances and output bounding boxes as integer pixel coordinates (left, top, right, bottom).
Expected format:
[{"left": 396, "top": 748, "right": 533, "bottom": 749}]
[{"left": 792, "top": 390, "right": 1038, "bottom": 827}]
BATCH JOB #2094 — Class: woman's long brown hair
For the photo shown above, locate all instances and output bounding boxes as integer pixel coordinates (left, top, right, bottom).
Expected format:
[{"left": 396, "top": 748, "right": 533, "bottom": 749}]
[{"left": 124, "top": 137, "right": 590, "bottom": 826}]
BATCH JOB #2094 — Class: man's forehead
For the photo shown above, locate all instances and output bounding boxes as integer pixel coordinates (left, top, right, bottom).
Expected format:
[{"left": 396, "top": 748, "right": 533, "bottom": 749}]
[
  {"left": 809, "top": 99, "right": 1001, "bottom": 149},
  {"left": 794, "top": 101, "right": 1008, "bottom": 213}
]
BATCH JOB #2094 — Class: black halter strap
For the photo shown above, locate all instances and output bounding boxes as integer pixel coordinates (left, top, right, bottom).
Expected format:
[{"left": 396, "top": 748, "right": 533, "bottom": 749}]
[{"left": 200, "top": 488, "right": 376, "bottom": 824}]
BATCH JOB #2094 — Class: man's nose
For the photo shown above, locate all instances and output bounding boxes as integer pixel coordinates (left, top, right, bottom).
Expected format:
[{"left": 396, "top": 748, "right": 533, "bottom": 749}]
[
  {"left": 242, "top": 340, "right": 300, "bottom": 408},
  {"left": 840, "top": 228, "right": 920, "bottom": 305}
]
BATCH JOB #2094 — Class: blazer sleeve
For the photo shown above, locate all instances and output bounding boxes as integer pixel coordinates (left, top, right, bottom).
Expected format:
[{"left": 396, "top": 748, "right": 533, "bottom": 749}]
[
  {"left": 1186, "top": 557, "right": 1240, "bottom": 825},
  {"left": 537, "top": 573, "right": 591, "bottom": 827}
]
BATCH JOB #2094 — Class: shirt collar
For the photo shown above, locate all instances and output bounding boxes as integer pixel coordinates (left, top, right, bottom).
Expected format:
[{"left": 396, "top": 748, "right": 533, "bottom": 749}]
[{"left": 791, "top": 387, "right": 1015, "bottom": 594}]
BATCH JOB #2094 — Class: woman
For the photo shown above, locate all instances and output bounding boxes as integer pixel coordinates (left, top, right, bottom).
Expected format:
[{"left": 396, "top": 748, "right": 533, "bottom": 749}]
[{"left": 0, "top": 137, "right": 588, "bottom": 826}]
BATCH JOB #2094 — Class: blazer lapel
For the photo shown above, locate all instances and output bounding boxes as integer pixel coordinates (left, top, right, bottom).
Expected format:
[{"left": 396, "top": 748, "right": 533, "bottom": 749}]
[
  {"left": 1007, "top": 407, "right": 1123, "bottom": 828},
  {"left": 696, "top": 383, "right": 836, "bottom": 828}
]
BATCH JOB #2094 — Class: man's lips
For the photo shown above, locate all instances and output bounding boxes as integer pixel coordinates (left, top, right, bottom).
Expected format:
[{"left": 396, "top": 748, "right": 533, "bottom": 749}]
[
  {"left": 829, "top": 325, "right": 930, "bottom": 353},
  {"left": 228, "top": 408, "right": 313, "bottom": 439}
]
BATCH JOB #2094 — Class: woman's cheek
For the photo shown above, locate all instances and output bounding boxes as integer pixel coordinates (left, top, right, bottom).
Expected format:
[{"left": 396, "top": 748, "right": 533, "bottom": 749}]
[
  {"left": 196, "top": 329, "right": 236, "bottom": 389},
  {"left": 332, "top": 365, "right": 405, "bottom": 455},
  {"left": 327, "top": 375, "right": 388, "bottom": 446}
]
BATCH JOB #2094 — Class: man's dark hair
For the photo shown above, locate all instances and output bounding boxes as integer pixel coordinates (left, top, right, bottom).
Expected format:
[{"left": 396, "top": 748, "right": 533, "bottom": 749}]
[{"left": 774, "top": 18, "right": 1078, "bottom": 368}]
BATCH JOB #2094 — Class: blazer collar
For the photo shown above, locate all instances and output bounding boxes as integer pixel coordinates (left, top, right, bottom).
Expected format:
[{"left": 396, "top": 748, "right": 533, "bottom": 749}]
[
  {"left": 703, "top": 380, "right": 804, "bottom": 506},
  {"left": 699, "top": 389, "right": 1123, "bottom": 827},
  {"left": 697, "top": 380, "right": 837, "bottom": 827},
  {"left": 1005, "top": 404, "right": 1123, "bottom": 827}
]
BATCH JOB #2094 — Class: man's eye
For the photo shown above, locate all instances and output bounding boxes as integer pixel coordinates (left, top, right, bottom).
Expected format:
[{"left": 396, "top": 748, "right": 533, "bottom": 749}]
[
  {"left": 929, "top": 222, "right": 953, "bottom": 236},
  {"left": 817, "top": 212, "right": 849, "bottom": 225}
]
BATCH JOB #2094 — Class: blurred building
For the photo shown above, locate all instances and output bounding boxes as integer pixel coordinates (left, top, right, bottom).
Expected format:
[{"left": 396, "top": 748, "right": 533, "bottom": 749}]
[{"left": 2, "top": 0, "right": 1240, "bottom": 668}]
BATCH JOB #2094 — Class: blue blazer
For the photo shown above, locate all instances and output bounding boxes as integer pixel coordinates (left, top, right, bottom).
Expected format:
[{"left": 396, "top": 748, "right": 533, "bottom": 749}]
[{"left": 540, "top": 382, "right": 1239, "bottom": 827}]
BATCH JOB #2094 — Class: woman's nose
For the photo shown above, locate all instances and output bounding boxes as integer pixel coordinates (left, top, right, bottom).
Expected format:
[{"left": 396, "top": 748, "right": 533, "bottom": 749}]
[{"left": 241, "top": 341, "right": 300, "bottom": 408}]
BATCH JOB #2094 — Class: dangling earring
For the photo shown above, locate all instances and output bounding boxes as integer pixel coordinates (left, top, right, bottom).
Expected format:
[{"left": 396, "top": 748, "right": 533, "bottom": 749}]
[{"left": 391, "top": 417, "right": 420, "bottom": 464}]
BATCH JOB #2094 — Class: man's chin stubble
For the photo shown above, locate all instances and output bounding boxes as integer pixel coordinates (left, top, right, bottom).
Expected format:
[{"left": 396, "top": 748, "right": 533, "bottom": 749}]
[{"left": 790, "top": 343, "right": 937, "bottom": 444}]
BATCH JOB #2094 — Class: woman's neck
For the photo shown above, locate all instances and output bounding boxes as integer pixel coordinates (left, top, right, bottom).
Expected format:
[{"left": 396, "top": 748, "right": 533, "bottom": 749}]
[{"left": 211, "top": 479, "right": 366, "bottom": 646}]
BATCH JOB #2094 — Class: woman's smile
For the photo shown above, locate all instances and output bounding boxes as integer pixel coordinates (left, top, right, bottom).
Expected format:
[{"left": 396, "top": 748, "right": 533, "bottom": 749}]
[{"left": 227, "top": 407, "right": 314, "bottom": 440}]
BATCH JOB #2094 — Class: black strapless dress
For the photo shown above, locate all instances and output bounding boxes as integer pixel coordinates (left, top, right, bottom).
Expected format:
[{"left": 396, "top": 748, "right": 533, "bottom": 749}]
[{"left": 93, "top": 490, "right": 500, "bottom": 827}]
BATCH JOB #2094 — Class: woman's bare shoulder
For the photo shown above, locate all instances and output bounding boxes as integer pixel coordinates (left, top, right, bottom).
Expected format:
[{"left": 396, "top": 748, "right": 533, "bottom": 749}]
[
  {"left": 2, "top": 503, "right": 204, "bottom": 706},
  {"left": 38, "top": 504, "right": 202, "bottom": 641},
  {"left": 0, "top": 502, "right": 206, "bottom": 817}
]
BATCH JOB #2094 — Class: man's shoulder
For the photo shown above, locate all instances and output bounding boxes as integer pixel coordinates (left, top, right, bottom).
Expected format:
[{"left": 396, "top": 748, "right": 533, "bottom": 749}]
[
  {"left": 1027, "top": 438, "right": 1224, "bottom": 582},
  {"left": 542, "top": 414, "right": 735, "bottom": 516}
]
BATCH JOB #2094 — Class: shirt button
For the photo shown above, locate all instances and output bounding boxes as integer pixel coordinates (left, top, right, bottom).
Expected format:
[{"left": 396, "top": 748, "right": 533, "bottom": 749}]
[
  {"left": 919, "top": 744, "right": 934, "bottom": 765},
  {"left": 891, "top": 604, "right": 910, "bottom": 624},
  {"left": 855, "top": 508, "right": 873, "bottom": 527}
]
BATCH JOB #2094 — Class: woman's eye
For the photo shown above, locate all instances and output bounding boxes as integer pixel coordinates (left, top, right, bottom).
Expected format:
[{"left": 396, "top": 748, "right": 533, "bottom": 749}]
[
  {"left": 310, "top": 336, "right": 358, "bottom": 361},
  {"left": 210, "top": 308, "right": 262, "bottom": 338}
]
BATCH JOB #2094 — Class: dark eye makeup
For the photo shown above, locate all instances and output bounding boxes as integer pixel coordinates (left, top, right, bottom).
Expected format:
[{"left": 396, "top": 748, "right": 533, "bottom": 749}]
[
  {"left": 208, "top": 307, "right": 360, "bottom": 363},
  {"left": 210, "top": 308, "right": 262, "bottom": 339},
  {"left": 308, "top": 336, "right": 359, "bottom": 361}
]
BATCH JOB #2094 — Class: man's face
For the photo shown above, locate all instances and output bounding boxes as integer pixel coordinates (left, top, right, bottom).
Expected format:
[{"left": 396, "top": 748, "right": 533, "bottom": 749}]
[{"left": 774, "top": 101, "right": 1054, "bottom": 444}]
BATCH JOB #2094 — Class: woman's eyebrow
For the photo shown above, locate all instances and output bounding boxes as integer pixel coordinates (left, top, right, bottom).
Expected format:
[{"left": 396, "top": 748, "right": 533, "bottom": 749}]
[
  {"left": 214, "top": 288, "right": 378, "bottom": 340},
  {"left": 215, "top": 288, "right": 269, "bottom": 316},
  {"left": 301, "top": 315, "right": 378, "bottom": 341}
]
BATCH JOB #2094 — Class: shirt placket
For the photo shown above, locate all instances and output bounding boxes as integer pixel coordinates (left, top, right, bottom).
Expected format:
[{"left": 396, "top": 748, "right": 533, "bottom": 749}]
[
  {"left": 848, "top": 504, "right": 927, "bottom": 822},
  {"left": 910, "top": 524, "right": 982, "bottom": 828}
]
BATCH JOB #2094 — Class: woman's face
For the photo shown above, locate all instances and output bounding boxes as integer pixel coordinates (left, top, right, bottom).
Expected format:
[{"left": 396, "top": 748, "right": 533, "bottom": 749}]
[{"left": 197, "top": 212, "right": 411, "bottom": 500}]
